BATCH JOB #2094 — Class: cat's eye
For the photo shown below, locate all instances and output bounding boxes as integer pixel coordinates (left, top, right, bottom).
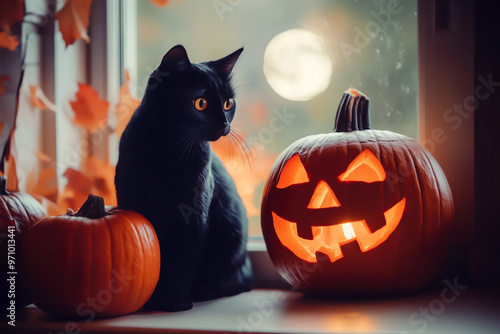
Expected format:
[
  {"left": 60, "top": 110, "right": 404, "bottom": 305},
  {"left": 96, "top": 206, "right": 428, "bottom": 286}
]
[
  {"left": 194, "top": 98, "right": 208, "bottom": 111},
  {"left": 224, "top": 99, "right": 234, "bottom": 111}
]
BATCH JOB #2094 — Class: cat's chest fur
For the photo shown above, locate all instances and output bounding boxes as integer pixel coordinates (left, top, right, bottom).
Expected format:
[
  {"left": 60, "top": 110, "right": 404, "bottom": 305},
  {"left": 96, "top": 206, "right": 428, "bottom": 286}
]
[{"left": 120, "top": 116, "right": 215, "bottom": 225}]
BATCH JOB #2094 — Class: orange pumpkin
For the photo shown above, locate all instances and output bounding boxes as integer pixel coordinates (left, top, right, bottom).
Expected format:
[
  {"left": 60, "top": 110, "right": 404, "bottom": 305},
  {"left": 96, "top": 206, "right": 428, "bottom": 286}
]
[
  {"left": 21, "top": 194, "right": 160, "bottom": 317},
  {"left": 0, "top": 176, "right": 46, "bottom": 309},
  {"left": 261, "top": 89, "right": 454, "bottom": 295}
]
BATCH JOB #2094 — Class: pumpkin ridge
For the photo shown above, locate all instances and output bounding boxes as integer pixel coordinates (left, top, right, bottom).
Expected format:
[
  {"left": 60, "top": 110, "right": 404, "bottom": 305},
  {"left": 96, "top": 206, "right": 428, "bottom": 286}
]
[
  {"left": 88, "top": 221, "right": 95, "bottom": 313},
  {"left": 124, "top": 214, "right": 145, "bottom": 312},
  {"left": 413, "top": 143, "right": 444, "bottom": 232},
  {"left": 0, "top": 191, "right": 14, "bottom": 225},
  {"left": 112, "top": 210, "right": 144, "bottom": 313},
  {"left": 12, "top": 194, "right": 32, "bottom": 231},
  {"left": 103, "top": 215, "right": 121, "bottom": 314},
  {"left": 68, "top": 219, "right": 80, "bottom": 312},
  {"left": 400, "top": 137, "right": 427, "bottom": 286},
  {"left": 377, "top": 129, "right": 401, "bottom": 290}
]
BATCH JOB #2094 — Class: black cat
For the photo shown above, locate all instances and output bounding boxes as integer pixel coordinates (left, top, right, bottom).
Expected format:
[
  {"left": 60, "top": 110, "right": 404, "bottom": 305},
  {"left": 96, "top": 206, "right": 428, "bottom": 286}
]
[{"left": 115, "top": 45, "right": 253, "bottom": 312}]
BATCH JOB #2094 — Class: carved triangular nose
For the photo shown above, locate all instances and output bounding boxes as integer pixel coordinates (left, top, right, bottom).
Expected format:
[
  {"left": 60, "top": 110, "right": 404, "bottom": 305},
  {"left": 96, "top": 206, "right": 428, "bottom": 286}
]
[{"left": 307, "top": 180, "right": 341, "bottom": 209}]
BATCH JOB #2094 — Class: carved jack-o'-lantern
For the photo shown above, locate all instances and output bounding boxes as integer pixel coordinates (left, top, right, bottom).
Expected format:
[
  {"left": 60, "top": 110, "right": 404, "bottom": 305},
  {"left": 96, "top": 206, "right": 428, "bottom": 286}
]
[{"left": 261, "top": 89, "right": 454, "bottom": 295}]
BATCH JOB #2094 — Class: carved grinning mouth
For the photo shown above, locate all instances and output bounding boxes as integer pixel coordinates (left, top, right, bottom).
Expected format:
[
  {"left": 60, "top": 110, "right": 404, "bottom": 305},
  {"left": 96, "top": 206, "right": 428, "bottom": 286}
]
[{"left": 271, "top": 198, "right": 406, "bottom": 263}]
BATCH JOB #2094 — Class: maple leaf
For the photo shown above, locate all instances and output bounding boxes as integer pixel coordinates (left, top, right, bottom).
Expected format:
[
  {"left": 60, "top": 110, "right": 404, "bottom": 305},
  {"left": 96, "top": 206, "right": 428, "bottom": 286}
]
[
  {"left": 150, "top": 0, "right": 170, "bottom": 7},
  {"left": 58, "top": 167, "right": 92, "bottom": 211},
  {"left": 55, "top": 0, "right": 93, "bottom": 47},
  {"left": 30, "top": 85, "right": 57, "bottom": 111},
  {"left": 0, "top": 32, "right": 19, "bottom": 51},
  {"left": 114, "top": 69, "right": 140, "bottom": 137},
  {"left": 0, "top": 75, "right": 10, "bottom": 96},
  {"left": 0, "top": 0, "right": 24, "bottom": 33},
  {"left": 70, "top": 83, "right": 109, "bottom": 131},
  {"left": 58, "top": 157, "right": 117, "bottom": 211},
  {"left": 27, "top": 167, "right": 58, "bottom": 200},
  {"left": 81, "top": 156, "right": 117, "bottom": 206},
  {"left": 5, "top": 146, "right": 19, "bottom": 191}
]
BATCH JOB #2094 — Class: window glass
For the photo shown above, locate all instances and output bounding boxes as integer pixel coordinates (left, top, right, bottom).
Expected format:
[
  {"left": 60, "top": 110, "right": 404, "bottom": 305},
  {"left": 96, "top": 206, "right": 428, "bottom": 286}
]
[{"left": 131, "top": 0, "right": 418, "bottom": 237}]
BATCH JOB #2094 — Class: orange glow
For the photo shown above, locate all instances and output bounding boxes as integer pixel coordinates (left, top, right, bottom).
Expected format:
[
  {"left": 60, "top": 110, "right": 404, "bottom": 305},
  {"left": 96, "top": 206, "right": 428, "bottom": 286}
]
[
  {"left": 272, "top": 198, "right": 406, "bottom": 262},
  {"left": 348, "top": 88, "right": 360, "bottom": 97},
  {"left": 307, "top": 180, "right": 341, "bottom": 209},
  {"left": 338, "top": 149, "right": 386, "bottom": 183},
  {"left": 210, "top": 138, "right": 278, "bottom": 234},
  {"left": 324, "top": 313, "right": 378, "bottom": 333},
  {"left": 277, "top": 154, "right": 310, "bottom": 189}
]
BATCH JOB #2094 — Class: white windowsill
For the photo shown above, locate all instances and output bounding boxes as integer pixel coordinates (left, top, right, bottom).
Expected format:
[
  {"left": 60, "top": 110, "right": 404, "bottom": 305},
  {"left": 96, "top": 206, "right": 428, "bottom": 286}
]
[{"left": 4, "top": 288, "right": 500, "bottom": 334}]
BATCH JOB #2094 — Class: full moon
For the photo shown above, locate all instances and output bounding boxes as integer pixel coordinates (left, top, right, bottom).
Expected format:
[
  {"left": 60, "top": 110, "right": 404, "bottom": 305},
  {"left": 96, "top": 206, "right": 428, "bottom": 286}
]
[{"left": 263, "top": 29, "right": 333, "bottom": 101}]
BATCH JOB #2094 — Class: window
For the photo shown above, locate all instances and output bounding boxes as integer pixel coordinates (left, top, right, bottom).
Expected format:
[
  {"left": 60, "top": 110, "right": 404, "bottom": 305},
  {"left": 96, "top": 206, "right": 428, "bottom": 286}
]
[{"left": 122, "top": 0, "right": 418, "bottom": 238}]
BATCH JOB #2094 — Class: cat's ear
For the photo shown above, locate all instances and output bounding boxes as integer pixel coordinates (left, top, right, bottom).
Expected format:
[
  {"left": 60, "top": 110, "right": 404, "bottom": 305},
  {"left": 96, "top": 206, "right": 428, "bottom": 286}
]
[
  {"left": 160, "top": 45, "right": 191, "bottom": 72},
  {"left": 212, "top": 47, "right": 244, "bottom": 75}
]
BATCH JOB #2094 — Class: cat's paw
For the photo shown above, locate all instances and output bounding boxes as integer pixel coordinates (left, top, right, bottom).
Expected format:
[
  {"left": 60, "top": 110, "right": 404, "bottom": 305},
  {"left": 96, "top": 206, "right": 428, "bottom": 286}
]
[{"left": 144, "top": 297, "right": 193, "bottom": 312}]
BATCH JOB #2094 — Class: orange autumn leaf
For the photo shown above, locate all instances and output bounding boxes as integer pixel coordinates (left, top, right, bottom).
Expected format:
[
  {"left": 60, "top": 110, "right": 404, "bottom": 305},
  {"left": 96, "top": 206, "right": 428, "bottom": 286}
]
[
  {"left": 30, "top": 85, "right": 57, "bottom": 111},
  {"left": 27, "top": 167, "right": 58, "bottom": 200},
  {"left": 70, "top": 83, "right": 109, "bottom": 131},
  {"left": 115, "top": 69, "right": 140, "bottom": 137},
  {"left": 81, "top": 156, "right": 117, "bottom": 206},
  {"left": 0, "top": 75, "right": 10, "bottom": 96},
  {"left": 0, "top": 0, "right": 24, "bottom": 33},
  {"left": 150, "top": 0, "right": 170, "bottom": 7},
  {"left": 0, "top": 32, "right": 19, "bottom": 51},
  {"left": 0, "top": 122, "right": 3, "bottom": 137},
  {"left": 55, "top": 0, "right": 93, "bottom": 47},
  {"left": 58, "top": 168, "right": 92, "bottom": 211},
  {"left": 5, "top": 148, "right": 19, "bottom": 191},
  {"left": 58, "top": 157, "right": 117, "bottom": 211}
]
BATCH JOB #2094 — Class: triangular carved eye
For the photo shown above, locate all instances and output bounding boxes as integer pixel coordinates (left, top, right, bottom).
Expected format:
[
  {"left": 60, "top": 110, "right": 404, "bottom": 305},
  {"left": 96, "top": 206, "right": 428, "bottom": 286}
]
[
  {"left": 338, "top": 149, "right": 386, "bottom": 183},
  {"left": 307, "top": 180, "right": 341, "bottom": 209},
  {"left": 277, "top": 154, "right": 310, "bottom": 189}
]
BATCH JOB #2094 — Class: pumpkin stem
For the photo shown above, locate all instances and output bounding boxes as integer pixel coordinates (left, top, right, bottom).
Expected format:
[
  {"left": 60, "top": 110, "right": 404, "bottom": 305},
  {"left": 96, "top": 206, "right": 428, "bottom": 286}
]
[
  {"left": 334, "top": 88, "right": 370, "bottom": 132},
  {"left": 74, "top": 194, "right": 108, "bottom": 219},
  {"left": 0, "top": 176, "right": 9, "bottom": 195}
]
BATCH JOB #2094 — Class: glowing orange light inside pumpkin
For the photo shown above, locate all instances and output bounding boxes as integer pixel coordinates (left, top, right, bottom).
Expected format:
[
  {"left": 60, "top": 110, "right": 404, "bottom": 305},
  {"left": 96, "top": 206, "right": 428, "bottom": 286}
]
[
  {"left": 272, "top": 149, "right": 405, "bottom": 263},
  {"left": 276, "top": 153, "right": 310, "bottom": 189},
  {"left": 338, "top": 149, "right": 386, "bottom": 183},
  {"left": 307, "top": 180, "right": 341, "bottom": 209},
  {"left": 272, "top": 198, "right": 406, "bottom": 263}
]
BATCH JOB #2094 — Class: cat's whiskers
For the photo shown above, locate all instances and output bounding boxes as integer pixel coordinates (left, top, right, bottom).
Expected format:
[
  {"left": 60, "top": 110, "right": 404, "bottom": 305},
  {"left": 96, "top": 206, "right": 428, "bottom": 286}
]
[
  {"left": 227, "top": 130, "right": 253, "bottom": 172},
  {"left": 231, "top": 75, "right": 255, "bottom": 92}
]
